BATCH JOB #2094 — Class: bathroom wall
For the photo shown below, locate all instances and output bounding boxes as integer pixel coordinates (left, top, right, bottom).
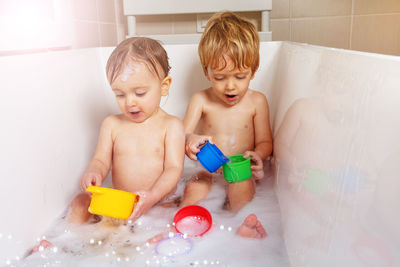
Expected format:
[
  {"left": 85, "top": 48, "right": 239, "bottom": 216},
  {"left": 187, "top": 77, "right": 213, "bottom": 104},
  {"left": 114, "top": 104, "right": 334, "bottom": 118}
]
[
  {"left": 132, "top": 0, "right": 400, "bottom": 56},
  {"left": 0, "top": 0, "right": 125, "bottom": 54},
  {"left": 271, "top": 0, "right": 400, "bottom": 56},
  {"left": 1, "top": 0, "right": 399, "bottom": 55},
  {"left": 70, "top": 0, "right": 125, "bottom": 48}
]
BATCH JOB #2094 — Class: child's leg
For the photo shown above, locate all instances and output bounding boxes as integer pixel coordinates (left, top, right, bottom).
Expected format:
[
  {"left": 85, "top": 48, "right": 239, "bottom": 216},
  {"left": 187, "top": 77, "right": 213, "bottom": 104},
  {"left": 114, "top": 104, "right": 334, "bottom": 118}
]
[
  {"left": 226, "top": 179, "right": 255, "bottom": 212},
  {"left": 66, "top": 192, "right": 92, "bottom": 224},
  {"left": 179, "top": 171, "right": 213, "bottom": 207}
]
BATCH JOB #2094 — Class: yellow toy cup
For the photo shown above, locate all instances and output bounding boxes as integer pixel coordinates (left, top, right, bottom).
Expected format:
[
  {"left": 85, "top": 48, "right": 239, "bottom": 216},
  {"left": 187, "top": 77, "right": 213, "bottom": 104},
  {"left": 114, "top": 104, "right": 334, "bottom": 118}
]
[{"left": 86, "top": 186, "right": 138, "bottom": 220}]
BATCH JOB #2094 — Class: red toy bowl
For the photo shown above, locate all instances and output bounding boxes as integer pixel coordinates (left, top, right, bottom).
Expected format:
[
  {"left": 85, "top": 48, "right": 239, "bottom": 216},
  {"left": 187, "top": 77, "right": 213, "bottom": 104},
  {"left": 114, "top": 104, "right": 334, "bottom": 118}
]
[{"left": 173, "top": 205, "right": 212, "bottom": 237}]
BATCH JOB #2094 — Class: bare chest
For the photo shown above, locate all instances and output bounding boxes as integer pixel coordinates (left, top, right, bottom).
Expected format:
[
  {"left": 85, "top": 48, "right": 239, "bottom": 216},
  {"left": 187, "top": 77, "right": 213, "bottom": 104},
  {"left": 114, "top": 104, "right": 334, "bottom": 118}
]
[
  {"left": 113, "top": 130, "right": 165, "bottom": 159},
  {"left": 198, "top": 105, "right": 255, "bottom": 154}
]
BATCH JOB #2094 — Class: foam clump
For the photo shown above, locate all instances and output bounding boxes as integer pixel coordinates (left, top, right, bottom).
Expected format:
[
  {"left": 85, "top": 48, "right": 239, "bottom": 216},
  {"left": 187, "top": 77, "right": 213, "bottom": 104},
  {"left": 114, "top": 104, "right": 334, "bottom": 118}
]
[{"left": 175, "top": 216, "right": 210, "bottom": 237}]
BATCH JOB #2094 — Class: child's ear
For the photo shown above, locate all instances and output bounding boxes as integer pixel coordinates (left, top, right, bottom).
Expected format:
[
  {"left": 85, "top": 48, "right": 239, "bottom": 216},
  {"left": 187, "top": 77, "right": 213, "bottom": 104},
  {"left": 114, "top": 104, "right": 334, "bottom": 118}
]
[{"left": 161, "top": 76, "right": 172, "bottom": 96}]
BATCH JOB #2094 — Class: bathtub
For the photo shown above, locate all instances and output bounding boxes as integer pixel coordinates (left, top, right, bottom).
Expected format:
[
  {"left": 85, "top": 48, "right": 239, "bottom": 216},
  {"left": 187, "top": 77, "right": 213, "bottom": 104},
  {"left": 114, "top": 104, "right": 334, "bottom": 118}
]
[{"left": 0, "top": 42, "right": 399, "bottom": 266}]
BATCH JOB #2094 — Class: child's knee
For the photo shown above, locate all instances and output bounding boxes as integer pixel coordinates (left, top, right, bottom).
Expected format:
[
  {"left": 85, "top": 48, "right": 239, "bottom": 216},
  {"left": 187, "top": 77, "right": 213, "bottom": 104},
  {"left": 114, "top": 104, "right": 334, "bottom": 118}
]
[
  {"left": 68, "top": 193, "right": 92, "bottom": 223},
  {"left": 70, "top": 193, "right": 91, "bottom": 209},
  {"left": 227, "top": 180, "right": 255, "bottom": 202},
  {"left": 186, "top": 171, "right": 213, "bottom": 191}
]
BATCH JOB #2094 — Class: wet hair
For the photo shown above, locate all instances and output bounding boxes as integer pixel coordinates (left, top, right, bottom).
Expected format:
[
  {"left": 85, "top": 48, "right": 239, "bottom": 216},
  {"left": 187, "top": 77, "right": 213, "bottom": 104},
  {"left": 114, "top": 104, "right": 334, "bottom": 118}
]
[
  {"left": 106, "top": 37, "right": 171, "bottom": 84},
  {"left": 198, "top": 11, "right": 260, "bottom": 75}
]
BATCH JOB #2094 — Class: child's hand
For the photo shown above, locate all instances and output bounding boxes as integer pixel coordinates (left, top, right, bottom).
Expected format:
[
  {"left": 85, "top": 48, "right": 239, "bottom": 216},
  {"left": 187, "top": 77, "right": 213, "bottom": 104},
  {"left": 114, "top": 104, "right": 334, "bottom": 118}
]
[
  {"left": 185, "top": 134, "right": 213, "bottom": 160},
  {"left": 80, "top": 172, "right": 102, "bottom": 191},
  {"left": 243, "top": 151, "right": 264, "bottom": 180},
  {"left": 128, "top": 190, "right": 159, "bottom": 222}
]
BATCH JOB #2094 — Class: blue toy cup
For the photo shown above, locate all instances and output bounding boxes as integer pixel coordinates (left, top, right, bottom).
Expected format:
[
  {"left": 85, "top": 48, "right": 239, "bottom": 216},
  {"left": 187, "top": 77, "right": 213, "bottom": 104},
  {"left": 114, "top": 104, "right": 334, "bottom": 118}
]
[{"left": 197, "top": 142, "right": 229, "bottom": 173}]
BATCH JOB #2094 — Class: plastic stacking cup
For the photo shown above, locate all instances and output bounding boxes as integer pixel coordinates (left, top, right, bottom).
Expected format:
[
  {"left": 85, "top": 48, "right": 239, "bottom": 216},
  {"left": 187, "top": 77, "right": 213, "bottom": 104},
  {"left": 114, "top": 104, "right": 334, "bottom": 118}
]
[
  {"left": 173, "top": 205, "right": 212, "bottom": 237},
  {"left": 86, "top": 186, "right": 138, "bottom": 219},
  {"left": 222, "top": 154, "right": 252, "bottom": 183},
  {"left": 196, "top": 142, "right": 229, "bottom": 173}
]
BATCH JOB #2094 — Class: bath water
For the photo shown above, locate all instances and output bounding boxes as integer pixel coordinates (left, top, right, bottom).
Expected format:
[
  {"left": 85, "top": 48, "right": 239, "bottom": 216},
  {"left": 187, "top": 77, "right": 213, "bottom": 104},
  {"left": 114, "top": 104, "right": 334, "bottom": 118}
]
[
  {"left": 155, "top": 234, "right": 192, "bottom": 257},
  {"left": 18, "top": 162, "right": 289, "bottom": 267}
]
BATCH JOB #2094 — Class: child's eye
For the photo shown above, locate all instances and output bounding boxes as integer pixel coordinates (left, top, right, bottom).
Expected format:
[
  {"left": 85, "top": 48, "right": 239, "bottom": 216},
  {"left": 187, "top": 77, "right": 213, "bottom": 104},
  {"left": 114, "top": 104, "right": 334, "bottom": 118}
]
[
  {"left": 116, "top": 94, "right": 125, "bottom": 98},
  {"left": 236, "top": 75, "right": 247, "bottom": 80},
  {"left": 214, "top": 76, "right": 224, "bottom": 81},
  {"left": 136, "top": 91, "right": 146, "bottom": 96}
]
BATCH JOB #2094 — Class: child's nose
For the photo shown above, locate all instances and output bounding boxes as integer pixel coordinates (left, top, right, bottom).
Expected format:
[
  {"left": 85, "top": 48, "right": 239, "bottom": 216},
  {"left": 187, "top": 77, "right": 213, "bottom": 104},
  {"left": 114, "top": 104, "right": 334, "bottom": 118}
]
[
  {"left": 126, "top": 94, "right": 137, "bottom": 106},
  {"left": 226, "top": 78, "right": 235, "bottom": 90}
]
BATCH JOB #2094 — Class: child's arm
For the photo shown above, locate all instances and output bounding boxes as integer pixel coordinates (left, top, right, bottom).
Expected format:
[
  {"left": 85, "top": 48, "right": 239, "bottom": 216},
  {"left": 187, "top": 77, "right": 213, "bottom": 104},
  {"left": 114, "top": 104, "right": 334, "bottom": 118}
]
[
  {"left": 244, "top": 92, "right": 273, "bottom": 179},
  {"left": 129, "top": 118, "right": 185, "bottom": 221},
  {"left": 184, "top": 93, "right": 213, "bottom": 160},
  {"left": 80, "top": 116, "right": 114, "bottom": 191},
  {"left": 253, "top": 92, "right": 273, "bottom": 160}
]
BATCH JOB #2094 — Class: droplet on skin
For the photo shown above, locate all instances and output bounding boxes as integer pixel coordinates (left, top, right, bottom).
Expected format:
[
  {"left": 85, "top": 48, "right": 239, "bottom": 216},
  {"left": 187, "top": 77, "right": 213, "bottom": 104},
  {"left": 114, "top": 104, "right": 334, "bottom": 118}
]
[{"left": 229, "top": 136, "right": 235, "bottom": 146}]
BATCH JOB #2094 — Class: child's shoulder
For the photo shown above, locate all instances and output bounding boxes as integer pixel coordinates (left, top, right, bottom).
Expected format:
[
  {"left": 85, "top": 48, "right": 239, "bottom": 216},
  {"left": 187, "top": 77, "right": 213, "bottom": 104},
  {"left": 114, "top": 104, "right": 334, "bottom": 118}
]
[
  {"left": 248, "top": 90, "right": 269, "bottom": 105},
  {"left": 158, "top": 109, "right": 183, "bottom": 125},
  {"left": 188, "top": 88, "right": 213, "bottom": 106},
  {"left": 102, "top": 114, "right": 124, "bottom": 124},
  {"left": 191, "top": 89, "right": 209, "bottom": 100},
  {"left": 159, "top": 110, "right": 184, "bottom": 133}
]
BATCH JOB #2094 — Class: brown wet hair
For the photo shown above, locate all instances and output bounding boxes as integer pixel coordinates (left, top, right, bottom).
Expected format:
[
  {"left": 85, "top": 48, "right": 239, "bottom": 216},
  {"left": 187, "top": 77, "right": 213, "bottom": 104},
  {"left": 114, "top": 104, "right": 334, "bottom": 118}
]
[
  {"left": 198, "top": 11, "right": 260, "bottom": 75},
  {"left": 106, "top": 37, "right": 171, "bottom": 84}
]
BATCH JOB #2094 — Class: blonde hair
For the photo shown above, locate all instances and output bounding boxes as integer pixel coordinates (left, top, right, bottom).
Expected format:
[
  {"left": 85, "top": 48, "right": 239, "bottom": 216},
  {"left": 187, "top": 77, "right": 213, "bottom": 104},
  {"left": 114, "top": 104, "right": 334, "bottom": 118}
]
[
  {"left": 198, "top": 11, "right": 260, "bottom": 75},
  {"left": 106, "top": 37, "right": 171, "bottom": 84}
]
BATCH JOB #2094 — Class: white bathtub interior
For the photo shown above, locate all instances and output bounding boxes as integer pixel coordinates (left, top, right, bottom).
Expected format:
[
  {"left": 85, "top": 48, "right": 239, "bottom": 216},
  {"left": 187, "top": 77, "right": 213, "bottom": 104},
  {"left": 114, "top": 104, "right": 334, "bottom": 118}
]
[{"left": 1, "top": 41, "right": 400, "bottom": 266}]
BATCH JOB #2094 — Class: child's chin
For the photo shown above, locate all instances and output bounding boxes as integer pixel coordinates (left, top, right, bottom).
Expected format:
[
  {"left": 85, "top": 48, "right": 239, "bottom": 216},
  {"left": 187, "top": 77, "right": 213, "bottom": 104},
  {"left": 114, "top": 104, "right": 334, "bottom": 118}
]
[
  {"left": 126, "top": 113, "right": 147, "bottom": 122},
  {"left": 224, "top": 97, "right": 239, "bottom": 105}
]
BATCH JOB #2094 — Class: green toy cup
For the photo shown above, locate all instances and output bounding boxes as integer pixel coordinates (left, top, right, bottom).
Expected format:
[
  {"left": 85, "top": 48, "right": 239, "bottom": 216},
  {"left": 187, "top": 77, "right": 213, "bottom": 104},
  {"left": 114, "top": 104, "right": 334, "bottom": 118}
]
[{"left": 222, "top": 154, "right": 252, "bottom": 183}]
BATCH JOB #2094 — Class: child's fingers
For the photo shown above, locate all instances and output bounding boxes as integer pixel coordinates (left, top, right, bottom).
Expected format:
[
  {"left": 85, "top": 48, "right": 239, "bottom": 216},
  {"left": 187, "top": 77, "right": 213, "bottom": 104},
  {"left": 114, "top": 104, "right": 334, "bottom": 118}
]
[
  {"left": 188, "top": 153, "right": 198, "bottom": 161},
  {"left": 129, "top": 200, "right": 143, "bottom": 221},
  {"left": 81, "top": 179, "right": 91, "bottom": 192},
  {"left": 80, "top": 182, "right": 86, "bottom": 192},
  {"left": 185, "top": 144, "right": 199, "bottom": 160},
  {"left": 204, "top": 136, "right": 213, "bottom": 144},
  {"left": 246, "top": 152, "right": 262, "bottom": 166},
  {"left": 198, "top": 137, "right": 211, "bottom": 147},
  {"left": 251, "top": 164, "right": 263, "bottom": 171},
  {"left": 253, "top": 169, "right": 265, "bottom": 180},
  {"left": 243, "top": 151, "right": 251, "bottom": 158}
]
